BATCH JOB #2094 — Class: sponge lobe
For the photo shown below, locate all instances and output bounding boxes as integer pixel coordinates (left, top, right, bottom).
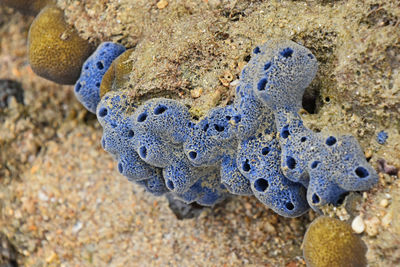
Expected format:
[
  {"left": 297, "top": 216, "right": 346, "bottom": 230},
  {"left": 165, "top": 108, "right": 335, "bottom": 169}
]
[{"left": 75, "top": 42, "right": 126, "bottom": 113}]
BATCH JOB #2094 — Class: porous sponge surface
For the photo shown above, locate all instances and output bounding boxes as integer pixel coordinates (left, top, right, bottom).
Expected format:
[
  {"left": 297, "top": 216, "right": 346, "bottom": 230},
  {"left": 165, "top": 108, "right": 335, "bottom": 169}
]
[
  {"left": 74, "top": 42, "right": 126, "bottom": 113},
  {"left": 77, "top": 39, "right": 378, "bottom": 217}
]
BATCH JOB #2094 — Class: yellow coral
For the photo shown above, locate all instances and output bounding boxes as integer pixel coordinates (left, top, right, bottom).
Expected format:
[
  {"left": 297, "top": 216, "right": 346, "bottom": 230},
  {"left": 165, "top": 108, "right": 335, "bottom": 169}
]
[
  {"left": 100, "top": 49, "right": 134, "bottom": 97},
  {"left": 0, "top": 0, "right": 54, "bottom": 15},
  {"left": 28, "top": 6, "right": 94, "bottom": 84},
  {"left": 303, "top": 216, "right": 367, "bottom": 267}
]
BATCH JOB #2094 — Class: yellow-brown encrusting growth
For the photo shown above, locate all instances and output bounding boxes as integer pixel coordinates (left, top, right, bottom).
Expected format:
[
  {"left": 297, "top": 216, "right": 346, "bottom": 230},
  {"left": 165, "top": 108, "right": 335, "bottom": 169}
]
[
  {"left": 27, "top": 6, "right": 94, "bottom": 85},
  {"left": 0, "top": 0, "right": 54, "bottom": 15},
  {"left": 100, "top": 49, "right": 134, "bottom": 98},
  {"left": 303, "top": 216, "right": 367, "bottom": 267}
]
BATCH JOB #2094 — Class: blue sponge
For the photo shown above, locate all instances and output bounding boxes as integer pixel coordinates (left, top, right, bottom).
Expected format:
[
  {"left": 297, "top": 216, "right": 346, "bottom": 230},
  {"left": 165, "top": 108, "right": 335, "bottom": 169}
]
[
  {"left": 236, "top": 119, "right": 309, "bottom": 217},
  {"left": 251, "top": 40, "right": 318, "bottom": 112},
  {"left": 97, "top": 90, "right": 167, "bottom": 194},
  {"left": 174, "top": 166, "right": 229, "bottom": 206},
  {"left": 81, "top": 40, "right": 379, "bottom": 217},
  {"left": 75, "top": 42, "right": 126, "bottom": 113},
  {"left": 131, "top": 98, "right": 192, "bottom": 144},
  {"left": 184, "top": 106, "right": 238, "bottom": 166},
  {"left": 220, "top": 154, "right": 253, "bottom": 196}
]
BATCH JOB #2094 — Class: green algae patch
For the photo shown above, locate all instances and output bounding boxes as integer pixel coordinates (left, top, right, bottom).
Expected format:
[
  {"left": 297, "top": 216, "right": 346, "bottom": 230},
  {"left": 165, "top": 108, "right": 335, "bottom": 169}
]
[
  {"left": 303, "top": 216, "right": 367, "bottom": 267},
  {"left": 28, "top": 6, "right": 94, "bottom": 85}
]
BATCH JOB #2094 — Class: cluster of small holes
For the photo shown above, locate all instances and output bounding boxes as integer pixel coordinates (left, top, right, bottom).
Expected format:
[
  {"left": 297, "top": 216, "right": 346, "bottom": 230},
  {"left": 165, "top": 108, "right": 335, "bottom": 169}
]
[
  {"left": 264, "top": 62, "right": 271, "bottom": 71},
  {"left": 312, "top": 193, "right": 320, "bottom": 204},
  {"left": 242, "top": 159, "right": 251, "bottom": 172},
  {"left": 137, "top": 113, "right": 147, "bottom": 122},
  {"left": 286, "top": 156, "right": 296, "bottom": 169},
  {"left": 154, "top": 105, "right": 167, "bottom": 115},
  {"left": 167, "top": 180, "right": 175, "bottom": 190},
  {"left": 311, "top": 161, "right": 320, "bottom": 169},
  {"left": 96, "top": 61, "right": 104, "bottom": 70},
  {"left": 75, "top": 83, "right": 82, "bottom": 93},
  {"left": 188, "top": 151, "right": 197, "bottom": 160},
  {"left": 254, "top": 178, "right": 269, "bottom": 192},
  {"left": 285, "top": 202, "right": 294, "bottom": 210},
  {"left": 139, "top": 146, "right": 147, "bottom": 158},
  {"left": 214, "top": 124, "right": 225, "bottom": 132},
  {"left": 99, "top": 107, "right": 108, "bottom": 117},
  {"left": 257, "top": 78, "right": 268, "bottom": 91},
  {"left": 261, "top": 147, "right": 270, "bottom": 156},
  {"left": 326, "top": 136, "right": 337, "bottom": 146},
  {"left": 355, "top": 166, "right": 369, "bottom": 178},
  {"left": 280, "top": 47, "right": 293, "bottom": 58},
  {"left": 281, "top": 125, "right": 290, "bottom": 139},
  {"left": 234, "top": 115, "right": 241, "bottom": 123}
]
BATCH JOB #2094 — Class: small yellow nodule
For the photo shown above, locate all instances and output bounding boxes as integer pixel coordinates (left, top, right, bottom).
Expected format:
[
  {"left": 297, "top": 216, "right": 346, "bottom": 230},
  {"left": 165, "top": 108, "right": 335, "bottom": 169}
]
[{"left": 303, "top": 216, "right": 367, "bottom": 267}]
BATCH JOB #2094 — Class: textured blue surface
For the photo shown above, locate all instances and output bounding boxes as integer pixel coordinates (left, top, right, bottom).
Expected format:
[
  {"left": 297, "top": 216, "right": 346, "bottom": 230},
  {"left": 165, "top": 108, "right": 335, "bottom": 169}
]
[
  {"left": 377, "top": 130, "right": 388, "bottom": 145},
  {"left": 83, "top": 40, "right": 379, "bottom": 216},
  {"left": 75, "top": 42, "right": 126, "bottom": 113}
]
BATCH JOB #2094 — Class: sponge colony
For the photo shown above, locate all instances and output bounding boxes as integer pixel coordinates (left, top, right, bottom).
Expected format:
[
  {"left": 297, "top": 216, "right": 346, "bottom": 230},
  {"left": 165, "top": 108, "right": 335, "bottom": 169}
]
[
  {"left": 28, "top": 6, "right": 94, "bottom": 84},
  {"left": 303, "top": 216, "right": 367, "bottom": 267}
]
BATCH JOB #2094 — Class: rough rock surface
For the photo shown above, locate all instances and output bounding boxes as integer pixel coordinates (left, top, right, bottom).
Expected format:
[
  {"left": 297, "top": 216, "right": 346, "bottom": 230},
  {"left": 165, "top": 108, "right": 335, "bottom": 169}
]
[{"left": 0, "top": 0, "right": 399, "bottom": 266}]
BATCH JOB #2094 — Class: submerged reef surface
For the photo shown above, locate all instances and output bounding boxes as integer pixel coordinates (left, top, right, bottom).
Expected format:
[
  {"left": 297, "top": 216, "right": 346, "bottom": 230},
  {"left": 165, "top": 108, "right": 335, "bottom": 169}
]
[{"left": 75, "top": 39, "right": 378, "bottom": 217}]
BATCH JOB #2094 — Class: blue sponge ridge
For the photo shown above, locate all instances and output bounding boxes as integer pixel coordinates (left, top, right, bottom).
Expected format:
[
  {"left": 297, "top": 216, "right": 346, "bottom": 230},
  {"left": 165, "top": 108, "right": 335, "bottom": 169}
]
[{"left": 75, "top": 42, "right": 126, "bottom": 113}]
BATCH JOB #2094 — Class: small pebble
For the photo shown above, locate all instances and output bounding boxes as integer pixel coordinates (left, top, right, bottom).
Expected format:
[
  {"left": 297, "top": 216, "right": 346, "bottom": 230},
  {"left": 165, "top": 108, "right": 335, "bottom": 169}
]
[
  {"left": 382, "top": 212, "right": 392, "bottom": 228},
  {"left": 72, "top": 221, "right": 83, "bottom": 233},
  {"left": 379, "top": 198, "right": 389, "bottom": 208},
  {"left": 191, "top": 87, "right": 203, "bottom": 98},
  {"left": 352, "top": 215, "right": 365, "bottom": 234},
  {"left": 157, "top": 0, "right": 168, "bottom": 9},
  {"left": 365, "top": 217, "right": 380, "bottom": 237},
  {"left": 38, "top": 191, "right": 49, "bottom": 201},
  {"left": 376, "top": 130, "right": 388, "bottom": 145}
]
